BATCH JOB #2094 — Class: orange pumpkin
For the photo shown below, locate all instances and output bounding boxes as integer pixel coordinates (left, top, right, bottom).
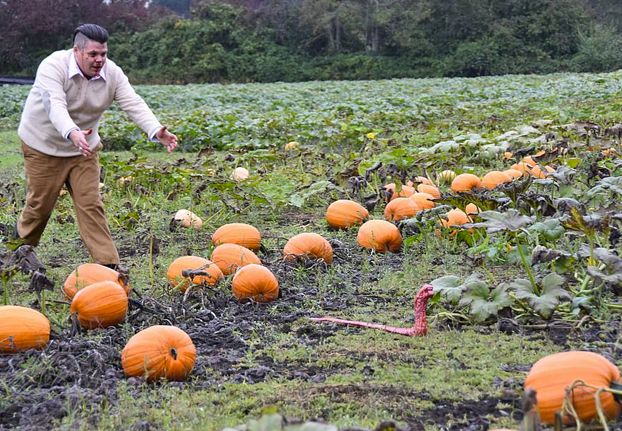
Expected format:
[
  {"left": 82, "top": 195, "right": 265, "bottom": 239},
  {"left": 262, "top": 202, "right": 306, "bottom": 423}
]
[
  {"left": 528, "top": 164, "right": 555, "bottom": 179},
  {"left": 503, "top": 168, "right": 524, "bottom": 179},
  {"left": 439, "top": 208, "right": 470, "bottom": 228},
  {"left": 410, "top": 192, "right": 436, "bottom": 210},
  {"left": 510, "top": 162, "right": 532, "bottom": 175},
  {"left": 0, "top": 306, "right": 50, "bottom": 353},
  {"left": 416, "top": 184, "right": 441, "bottom": 199},
  {"left": 70, "top": 280, "right": 128, "bottom": 329},
  {"left": 210, "top": 243, "right": 261, "bottom": 275},
  {"left": 481, "top": 171, "right": 512, "bottom": 189},
  {"left": 521, "top": 155, "right": 537, "bottom": 166},
  {"left": 465, "top": 203, "right": 480, "bottom": 216},
  {"left": 451, "top": 173, "right": 481, "bottom": 193},
  {"left": 357, "top": 220, "right": 402, "bottom": 253},
  {"left": 383, "top": 183, "right": 415, "bottom": 201},
  {"left": 167, "top": 256, "right": 223, "bottom": 291},
  {"left": 212, "top": 223, "right": 262, "bottom": 251},
  {"left": 384, "top": 198, "right": 420, "bottom": 221},
  {"left": 524, "top": 351, "right": 622, "bottom": 424},
  {"left": 326, "top": 199, "right": 369, "bottom": 229},
  {"left": 63, "top": 263, "right": 130, "bottom": 300},
  {"left": 283, "top": 232, "right": 333, "bottom": 264},
  {"left": 121, "top": 325, "right": 196, "bottom": 381},
  {"left": 231, "top": 264, "right": 279, "bottom": 303}
]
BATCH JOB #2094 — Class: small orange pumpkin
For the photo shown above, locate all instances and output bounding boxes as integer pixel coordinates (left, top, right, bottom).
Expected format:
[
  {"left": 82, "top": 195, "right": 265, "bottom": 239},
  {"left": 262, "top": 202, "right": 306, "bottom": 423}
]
[
  {"left": 231, "top": 264, "right": 279, "bottom": 303},
  {"left": 384, "top": 198, "right": 420, "bottom": 221},
  {"left": 465, "top": 203, "right": 480, "bottom": 216},
  {"left": 439, "top": 208, "right": 470, "bottom": 228},
  {"left": 481, "top": 171, "right": 512, "bottom": 189},
  {"left": 383, "top": 183, "right": 415, "bottom": 201},
  {"left": 0, "top": 305, "right": 50, "bottom": 353},
  {"left": 503, "top": 168, "right": 524, "bottom": 179},
  {"left": 357, "top": 220, "right": 402, "bottom": 253},
  {"left": 70, "top": 280, "right": 128, "bottom": 329},
  {"left": 326, "top": 200, "right": 369, "bottom": 229},
  {"left": 510, "top": 162, "right": 532, "bottom": 175},
  {"left": 63, "top": 263, "right": 130, "bottom": 300},
  {"left": 524, "top": 351, "right": 622, "bottom": 424},
  {"left": 283, "top": 232, "right": 333, "bottom": 264},
  {"left": 210, "top": 243, "right": 261, "bottom": 275},
  {"left": 528, "top": 164, "right": 555, "bottom": 179},
  {"left": 212, "top": 223, "right": 262, "bottom": 251},
  {"left": 451, "top": 173, "right": 481, "bottom": 193},
  {"left": 521, "top": 155, "right": 537, "bottom": 166},
  {"left": 167, "top": 256, "right": 223, "bottom": 291},
  {"left": 121, "top": 325, "right": 196, "bottom": 381},
  {"left": 410, "top": 192, "right": 436, "bottom": 210},
  {"left": 416, "top": 184, "right": 441, "bottom": 199}
]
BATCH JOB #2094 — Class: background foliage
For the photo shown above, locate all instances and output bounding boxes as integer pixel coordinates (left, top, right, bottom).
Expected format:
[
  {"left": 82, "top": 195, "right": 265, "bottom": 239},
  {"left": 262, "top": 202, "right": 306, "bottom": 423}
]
[{"left": 2, "top": 0, "right": 622, "bottom": 82}]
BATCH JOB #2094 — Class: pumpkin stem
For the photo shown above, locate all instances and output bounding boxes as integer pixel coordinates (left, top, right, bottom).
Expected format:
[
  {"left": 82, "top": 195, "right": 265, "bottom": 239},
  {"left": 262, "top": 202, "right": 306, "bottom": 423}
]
[
  {"left": 169, "top": 347, "right": 178, "bottom": 360},
  {"left": 609, "top": 381, "right": 622, "bottom": 402}
]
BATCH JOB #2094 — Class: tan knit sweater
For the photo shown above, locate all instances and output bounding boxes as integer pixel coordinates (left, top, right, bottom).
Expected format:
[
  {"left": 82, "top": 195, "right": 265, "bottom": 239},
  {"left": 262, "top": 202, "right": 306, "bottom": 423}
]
[{"left": 18, "top": 49, "right": 162, "bottom": 157}]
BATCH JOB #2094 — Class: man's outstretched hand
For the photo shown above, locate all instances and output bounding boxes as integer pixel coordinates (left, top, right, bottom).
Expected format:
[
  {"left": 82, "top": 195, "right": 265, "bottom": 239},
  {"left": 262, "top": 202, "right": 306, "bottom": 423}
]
[
  {"left": 69, "top": 128, "right": 93, "bottom": 157},
  {"left": 157, "top": 126, "right": 178, "bottom": 153}
]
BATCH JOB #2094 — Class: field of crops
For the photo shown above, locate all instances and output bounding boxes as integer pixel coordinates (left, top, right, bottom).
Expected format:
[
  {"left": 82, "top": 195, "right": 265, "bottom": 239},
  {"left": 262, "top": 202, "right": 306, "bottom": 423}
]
[{"left": 1, "top": 71, "right": 622, "bottom": 431}]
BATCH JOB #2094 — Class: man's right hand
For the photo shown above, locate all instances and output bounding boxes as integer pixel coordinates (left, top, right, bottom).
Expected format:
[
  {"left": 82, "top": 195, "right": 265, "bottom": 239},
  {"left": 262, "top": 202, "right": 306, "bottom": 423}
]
[{"left": 69, "top": 128, "right": 93, "bottom": 157}]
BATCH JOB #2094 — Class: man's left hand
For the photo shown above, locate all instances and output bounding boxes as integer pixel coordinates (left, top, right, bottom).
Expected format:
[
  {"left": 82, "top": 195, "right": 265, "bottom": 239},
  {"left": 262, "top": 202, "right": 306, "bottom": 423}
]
[{"left": 157, "top": 126, "right": 178, "bottom": 153}]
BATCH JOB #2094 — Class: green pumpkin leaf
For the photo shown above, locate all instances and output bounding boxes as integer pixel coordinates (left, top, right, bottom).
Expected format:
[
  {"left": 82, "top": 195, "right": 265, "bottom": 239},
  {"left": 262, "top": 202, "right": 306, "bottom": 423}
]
[{"left": 510, "top": 274, "right": 569, "bottom": 319}]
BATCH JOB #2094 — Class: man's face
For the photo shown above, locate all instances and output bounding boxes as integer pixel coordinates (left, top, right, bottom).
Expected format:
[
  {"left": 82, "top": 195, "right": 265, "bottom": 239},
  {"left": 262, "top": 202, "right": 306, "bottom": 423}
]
[{"left": 74, "top": 40, "right": 107, "bottom": 79}]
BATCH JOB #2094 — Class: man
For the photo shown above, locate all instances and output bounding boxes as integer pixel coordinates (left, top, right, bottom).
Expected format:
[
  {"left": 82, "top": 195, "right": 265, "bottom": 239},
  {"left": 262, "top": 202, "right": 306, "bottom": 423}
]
[{"left": 15, "top": 23, "right": 178, "bottom": 270}]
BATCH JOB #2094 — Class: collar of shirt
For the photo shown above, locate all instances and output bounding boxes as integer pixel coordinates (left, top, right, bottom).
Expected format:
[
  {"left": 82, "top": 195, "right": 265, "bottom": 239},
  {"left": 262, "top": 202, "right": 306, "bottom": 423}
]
[{"left": 68, "top": 50, "right": 107, "bottom": 81}]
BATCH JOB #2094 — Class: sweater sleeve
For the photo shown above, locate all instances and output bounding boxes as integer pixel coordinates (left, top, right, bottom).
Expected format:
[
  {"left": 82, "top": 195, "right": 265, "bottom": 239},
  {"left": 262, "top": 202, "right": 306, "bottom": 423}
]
[
  {"left": 36, "top": 58, "right": 80, "bottom": 139},
  {"left": 113, "top": 69, "right": 162, "bottom": 137}
]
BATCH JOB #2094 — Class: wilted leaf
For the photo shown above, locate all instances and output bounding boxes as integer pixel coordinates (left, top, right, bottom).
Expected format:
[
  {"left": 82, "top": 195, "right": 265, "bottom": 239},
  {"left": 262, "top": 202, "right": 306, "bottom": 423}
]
[
  {"left": 531, "top": 245, "right": 571, "bottom": 265},
  {"left": 469, "top": 209, "right": 534, "bottom": 233}
]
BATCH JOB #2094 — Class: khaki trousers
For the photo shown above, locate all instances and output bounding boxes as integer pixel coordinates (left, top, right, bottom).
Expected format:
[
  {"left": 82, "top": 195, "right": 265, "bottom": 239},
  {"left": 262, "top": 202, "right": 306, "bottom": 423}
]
[{"left": 17, "top": 141, "right": 120, "bottom": 265}]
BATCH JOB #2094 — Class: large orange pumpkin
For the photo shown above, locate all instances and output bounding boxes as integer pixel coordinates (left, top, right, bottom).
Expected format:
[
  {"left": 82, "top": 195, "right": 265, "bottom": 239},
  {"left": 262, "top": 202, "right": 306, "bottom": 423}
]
[
  {"left": 63, "top": 263, "right": 130, "bottom": 300},
  {"left": 410, "top": 192, "right": 436, "bottom": 210},
  {"left": 231, "top": 264, "right": 279, "bottom": 303},
  {"left": 70, "top": 280, "right": 128, "bottom": 329},
  {"left": 326, "top": 200, "right": 369, "bottom": 230},
  {"left": 524, "top": 351, "right": 622, "bottom": 424},
  {"left": 384, "top": 197, "right": 420, "bottom": 221},
  {"left": 283, "top": 232, "right": 333, "bottom": 264},
  {"left": 167, "top": 256, "right": 223, "bottom": 291},
  {"left": 210, "top": 244, "right": 261, "bottom": 275},
  {"left": 0, "top": 305, "right": 50, "bottom": 353},
  {"left": 451, "top": 173, "right": 482, "bottom": 193},
  {"left": 357, "top": 220, "right": 402, "bottom": 253},
  {"left": 211, "top": 223, "right": 262, "bottom": 251},
  {"left": 481, "top": 171, "right": 512, "bottom": 189},
  {"left": 121, "top": 325, "right": 196, "bottom": 381}
]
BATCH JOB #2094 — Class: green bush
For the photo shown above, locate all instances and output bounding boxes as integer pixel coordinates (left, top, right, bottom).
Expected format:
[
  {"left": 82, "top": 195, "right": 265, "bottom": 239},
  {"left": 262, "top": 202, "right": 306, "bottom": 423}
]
[{"left": 572, "top": 26, "right": 622, "bottom": 72}]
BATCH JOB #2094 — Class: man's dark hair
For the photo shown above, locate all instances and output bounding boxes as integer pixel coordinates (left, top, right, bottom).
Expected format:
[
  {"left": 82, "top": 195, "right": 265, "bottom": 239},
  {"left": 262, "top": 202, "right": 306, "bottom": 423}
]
[{"left": 73, "top": 24, "right": 109, "bottom": 45}]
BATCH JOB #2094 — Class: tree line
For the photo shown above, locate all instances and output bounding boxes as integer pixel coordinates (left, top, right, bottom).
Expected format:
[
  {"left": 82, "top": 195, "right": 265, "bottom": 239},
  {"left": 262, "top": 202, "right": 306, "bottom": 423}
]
[{"left": 2, "top": 0, "right": 622, "bottom": 83}]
